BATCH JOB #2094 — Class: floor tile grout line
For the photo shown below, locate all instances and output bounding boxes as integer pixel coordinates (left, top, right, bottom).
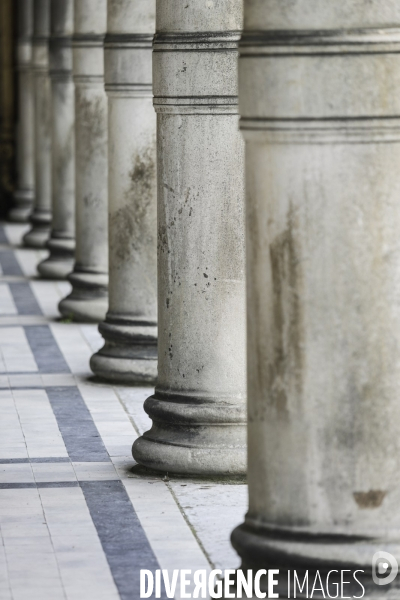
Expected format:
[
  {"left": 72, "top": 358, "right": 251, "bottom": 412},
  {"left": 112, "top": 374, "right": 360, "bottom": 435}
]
[
  {"left": 166, "top": 480, "right": 215, "bottom": 570},
  {"left": 0, "top": 347, "right": 5, "bottom": 376},
  {"left": 36, "top": 487, "right": 69, "bottom": 600},
  {"left": 9, "top": 386, "right": 30, "bottom": 465},
  {"left": 112, "top": 385, "right": 141, "bottom": 438},
  {"left": 0, "top": 521, "right": 15, "bottom": 600}
]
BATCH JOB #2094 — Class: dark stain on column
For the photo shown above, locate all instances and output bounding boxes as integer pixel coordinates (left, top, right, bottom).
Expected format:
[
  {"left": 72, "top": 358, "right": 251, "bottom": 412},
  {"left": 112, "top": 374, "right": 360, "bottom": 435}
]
[
  {"left": 269, "top": 206, "right": 304, "bottom": 415},
  {"left": 111, "top": 150, "right": 156, "bottom": 262},
  {"left": 353, "top": 490, "right": 386, "bottom": 509}
]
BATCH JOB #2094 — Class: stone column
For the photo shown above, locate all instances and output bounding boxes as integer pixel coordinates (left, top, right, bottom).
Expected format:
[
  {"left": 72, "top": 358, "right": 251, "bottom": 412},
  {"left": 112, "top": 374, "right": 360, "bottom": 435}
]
[
  {"left": 132, "top": 0, "right": 246, "bottom": 476},
  {"left": 9, "top": 0, "right": 35, "bottom": 223},
  {"left": 38, "top": 0, "right": 74, "bottom": 279},
  {"left": 58, "top": 0, "right": 108, "bottom": 322},
  {"left": 231, "top": 1, "right": 400, "bottom": 597},
  {"left": 90, "top": 0, "right": 157, "bottom": 384},
  {"left": 23, "top": 0, "right": 51, "bottom": 248}
]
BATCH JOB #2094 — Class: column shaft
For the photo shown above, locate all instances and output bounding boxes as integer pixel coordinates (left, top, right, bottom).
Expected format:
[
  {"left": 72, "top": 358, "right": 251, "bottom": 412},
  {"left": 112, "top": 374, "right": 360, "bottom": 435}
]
[
  {"left": 132, "top": 0, "right": 246, "bottom": 476},
  {"left": 58, "top": 0, "right": 108, "bottom": 322},
  {"left": 90, "top": 0, "right": 157, "bottom": 383},
  {"left": 232, "top": 1, "right": 400, "bottom": 597},
  {"left": 23, "top": 0, "right": 51, "bottom": 248},
  {"left": 38, "top": 0, "right": 75, "bottom": 279},
  {"left": 10, "top": 0, "right": 34, "bottom": 223}
]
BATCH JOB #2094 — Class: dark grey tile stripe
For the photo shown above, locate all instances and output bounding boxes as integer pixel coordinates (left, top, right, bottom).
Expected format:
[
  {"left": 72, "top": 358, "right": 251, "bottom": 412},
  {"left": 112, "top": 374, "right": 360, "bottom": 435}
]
[
  {"left": 25, "top": 326, "right": 70, "bottom": 373},
  {"left": 0, "top": 225, "right": 9, "bottom": 245},
  {"left": 0, "top": 250, "right": 23, "bottom": 276},
  {"left": 45, "top": 385, "right": 164, "bottom": 598},
  {"left": 0, "top": 457, "right": 71, "bottom": 464},
  {"left": 0, "top": 386, "right": 45, "bottom": 390},
  {"left": 0, "top": 323, "right": 48, "bottom": 329},
  {"left": 81, "top": 481, "right": 165, "bottom": 600},
  {"left": 46, "top": 386, "right": 109, "bottom": 462},
  {"left": 0, "top": 234, "right": 164, "bottom": 598},
  {"left": 0, "top": 479, "right": 165, "bottom": 598},
  {"left": 10, "top": 282, "right": 42, "bottom": 315},
  {"left": 0, "top": 370, "right": 74, "bottom": 376},
  {"left": 0, "top": 482, "right": 79, "bottom": 489},
  {"left": 0, "top": 386, "right": 76, "bottom": 390}
]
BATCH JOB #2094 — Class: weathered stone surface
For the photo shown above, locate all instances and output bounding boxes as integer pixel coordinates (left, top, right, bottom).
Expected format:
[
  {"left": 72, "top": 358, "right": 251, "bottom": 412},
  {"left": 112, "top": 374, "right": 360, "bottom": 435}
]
[
  {"left": 10, "top": 0, "right": 35, "bottom": 223},
  {"left": 90, "top": 0, "right": 157, "bottom": 383},
  {"left": 58, "top": 0, "right": 108, "bottom": 322},
  {"left": 132, "top": 0, "right": 246, "bottom": 476},
  {"left": 23, "top": 0, "right": 52, "bottom": 247},
  {"left": 231, "top": 1, "right": 400, "bottom": 596},
  {"left": 38, "top": 0, "right": 75, "bottom": 280}
]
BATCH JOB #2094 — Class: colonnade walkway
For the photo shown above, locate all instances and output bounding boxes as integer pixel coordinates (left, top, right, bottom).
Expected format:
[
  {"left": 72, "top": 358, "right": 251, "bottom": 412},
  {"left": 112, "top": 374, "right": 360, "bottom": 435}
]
[{"left": 0, "top": 221, "right": 247, "bottom": 600}]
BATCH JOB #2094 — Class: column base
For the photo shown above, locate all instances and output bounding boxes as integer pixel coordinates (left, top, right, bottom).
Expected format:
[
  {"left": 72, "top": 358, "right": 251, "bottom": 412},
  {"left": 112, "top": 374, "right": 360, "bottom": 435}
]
[
  {"left": 231, "top": 519, "right": 400, "bottom": 598},
  {"left": 23, "top": 208, "right": 52, "bottom": 248},
  {"left": 58, "top": 268, "right": 108, "bottom": 322},
  {"left": 37, "top": 236, "right": 75, "bottom": 279},
  {"left": 9, "top": 189, "right": 34, "bottom": 223},
  {"left": 132, "top": 392, "right": 246, "bottom": 476},
  {"left": 90, "top": 317, "right": 157, "bottom": 384}
]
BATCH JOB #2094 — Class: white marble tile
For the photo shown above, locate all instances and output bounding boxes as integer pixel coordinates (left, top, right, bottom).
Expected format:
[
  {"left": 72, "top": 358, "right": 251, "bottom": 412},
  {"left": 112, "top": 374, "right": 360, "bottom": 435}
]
[
  {"left": 0, "top": 487, "right": 66, "bottom": 600},
  {"left": 77, "top": 381, "right": 137, "bottom": 458},
  {"left": 0, "top": 391, "right": 26, "bottom": 458},
  {"left": 55, "top": 281, "right": 71, "bottom": 298},
  {"left": 0, "top": 315, "right": 49, "bottom": 326},
  {"left": 0, "top": 545, "right": 12, "bottom": 600},
  {"left": 14, "top": 248, "right": 47, "bottom": 278},
  {"left": 0, "top": 464, "right": 34, "bottom": 484},
  {"left": 0, "top": 327, "right": 37, "bottom": 373},
  {"left": 12, "top": 389, "right": 68, "bottom": 458},
  {"left": 71, "top": 462, "right": 119, "bottom": 481},
  {"left": 122, "top": 476, "right": 211, "bottom": 572},
  {"left": 2, "top": 224, "right": 28, "bottom": 247},
  {"left": 41, "top": 373, "right": 76, "bottom": 387},
  {"left": 0, "top": 285, "right": 17, "bottom": 316},
  {"left": 114, "top": 386, "right": 153, "bottom": 435},
  {"left": 0, "top": 375, "right": 9, "bottom": 388},
  {"left": 30, "top": 280, "right": 69, "bottom": 318},
  {"left": 78, "top": 325, "right": 104, "bottom": 353},
  {"left": 0, "top": 445, "right": 28, "bottom": 460},
  {"left": 31, "top": 463, "right": 76, "bottom": 483},
  {"left": 38, "top": 487, "right": 119, "bottom": 600},
  {"left": 169, "top": 481, "right": 248, "bottom": 571},
  {"left": 49, "top": 324, "right": 92, "bottom": 375},
  {"left": 8, "top": 374, "right": 43, "bottom": 388}
]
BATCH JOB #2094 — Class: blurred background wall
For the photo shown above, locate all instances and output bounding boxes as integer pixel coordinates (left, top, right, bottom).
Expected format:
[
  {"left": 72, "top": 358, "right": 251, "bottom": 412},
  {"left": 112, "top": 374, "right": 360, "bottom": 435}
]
[{"left": 0, "top": 0, "right": 17, "bottom": 218}]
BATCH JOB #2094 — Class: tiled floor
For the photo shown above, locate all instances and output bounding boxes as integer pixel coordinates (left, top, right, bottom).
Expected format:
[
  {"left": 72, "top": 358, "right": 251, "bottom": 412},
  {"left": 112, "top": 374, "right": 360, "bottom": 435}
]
[{"left": 0, "top": 223, "right": 247, "bottom": 600}]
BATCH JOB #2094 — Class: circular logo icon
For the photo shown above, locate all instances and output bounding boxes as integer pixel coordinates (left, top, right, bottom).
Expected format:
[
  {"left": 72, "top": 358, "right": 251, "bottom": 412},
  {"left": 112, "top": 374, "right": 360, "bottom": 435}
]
[{"left": 372, "top": 551, "right": 399, "bottom": 586}]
